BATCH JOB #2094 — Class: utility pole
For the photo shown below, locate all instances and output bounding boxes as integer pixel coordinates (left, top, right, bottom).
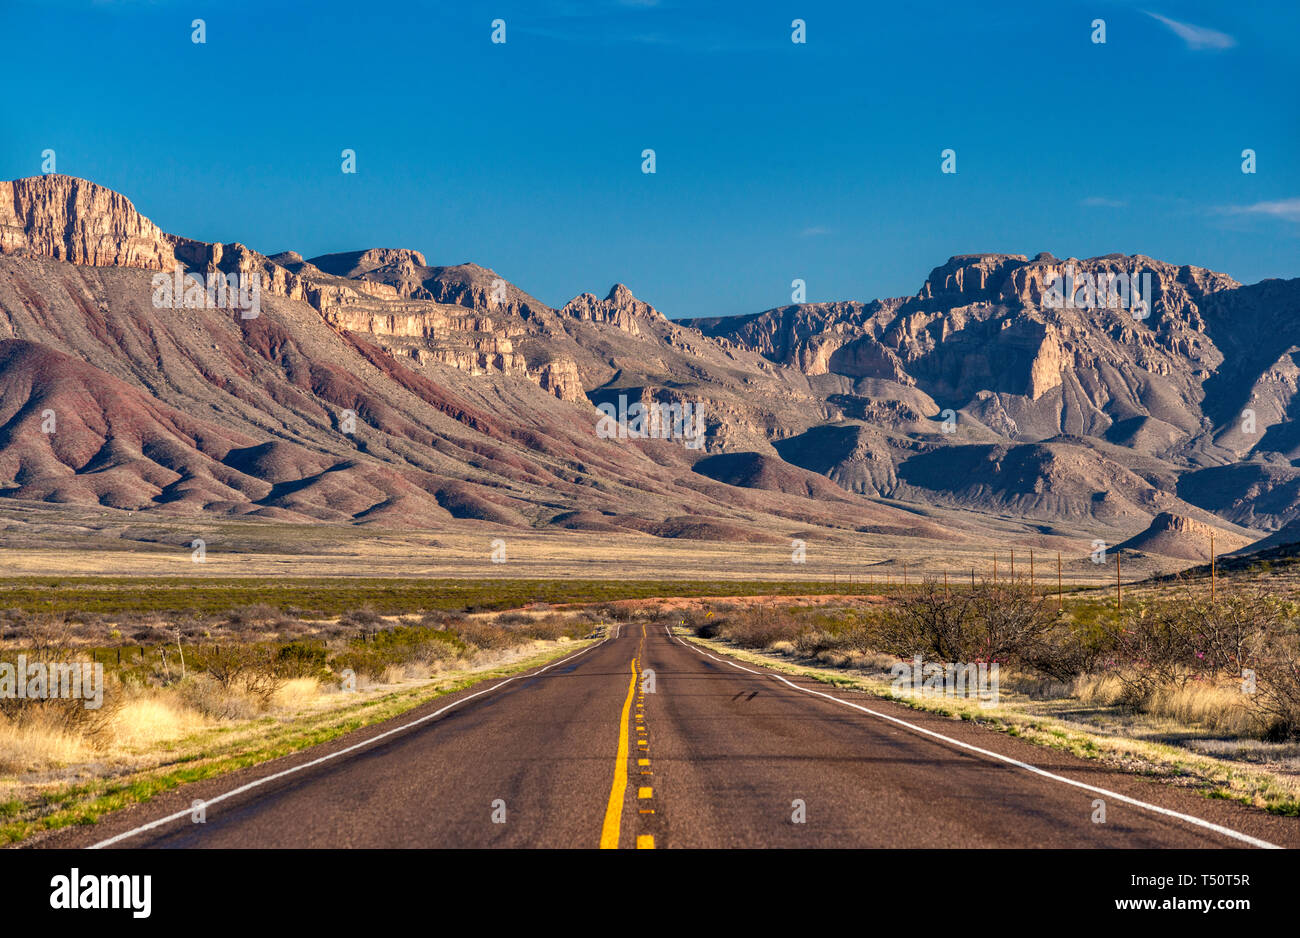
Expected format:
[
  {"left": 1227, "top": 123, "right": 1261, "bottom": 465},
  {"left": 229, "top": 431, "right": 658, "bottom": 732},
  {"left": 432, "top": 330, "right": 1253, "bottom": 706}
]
[
  {"left": 1010, "top": 549, "right": 1016, "bottom": 582},
  {"left": 1029, "top": 549, "right": 1035, "bottom": 593},
  {"left": 1211, "top": 532, "right": 1217, "bottom": 604},
  {"left": 944, "top": 569, "right": 949, "bottom": 597},
  {"left": 1116, "top": 549, "right": 1122, "bottom": 611},
  {"left": 1057, "top": 551, "right": 1063, "bottom": 612}
]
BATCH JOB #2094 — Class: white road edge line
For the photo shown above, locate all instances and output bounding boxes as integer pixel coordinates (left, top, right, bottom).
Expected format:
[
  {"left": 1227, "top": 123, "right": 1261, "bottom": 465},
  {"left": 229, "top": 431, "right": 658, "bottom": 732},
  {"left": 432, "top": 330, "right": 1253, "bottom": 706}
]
[
  {"left": 88, "top": 636, "right": 610, "bottom": 849},
  {"left": 666, "top": 628, "right": 1280, "bottom": 849}
]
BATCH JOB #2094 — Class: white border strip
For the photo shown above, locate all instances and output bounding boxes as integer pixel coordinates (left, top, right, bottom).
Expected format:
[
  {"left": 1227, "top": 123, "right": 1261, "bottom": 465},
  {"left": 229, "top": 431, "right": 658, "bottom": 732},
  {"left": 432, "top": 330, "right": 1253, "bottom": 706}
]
[
  {"left": 667, "top": 626, "right": 1280, "bottom": 850},
  {"left": 89, "top": 637, "right": 609, "bottom": 848}
]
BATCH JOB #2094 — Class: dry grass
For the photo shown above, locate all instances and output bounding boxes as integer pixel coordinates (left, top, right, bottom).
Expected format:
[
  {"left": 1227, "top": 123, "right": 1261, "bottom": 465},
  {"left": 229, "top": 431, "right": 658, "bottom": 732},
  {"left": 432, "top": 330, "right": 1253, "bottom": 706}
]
[
  {"left": 1073, "top": 671, "right": 1261, "bottom": 736},
  {"left": 270, "top": 677, "right": 321, "bottom": 710},
  {"left": 0, "top": 607, "right": 595, "bottom": 785},
  {"left": 0, "top": 713, "right": 96, "bottom": 774},
  {"left": 109, "top": 694, "right": 207, "bottom": 750},
  {"left": 0, "top": 676, "right": 316, "bottom": 770},
  {"left": 1146, "top": 681, "right": 1259, "bottom": 737}
]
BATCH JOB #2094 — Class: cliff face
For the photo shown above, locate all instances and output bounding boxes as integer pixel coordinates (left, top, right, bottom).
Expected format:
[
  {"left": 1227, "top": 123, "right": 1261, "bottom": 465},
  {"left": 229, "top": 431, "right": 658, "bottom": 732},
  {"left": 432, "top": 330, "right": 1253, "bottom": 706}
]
[{"left": 0, "top": 175, "right": 177, "bottom": 269}]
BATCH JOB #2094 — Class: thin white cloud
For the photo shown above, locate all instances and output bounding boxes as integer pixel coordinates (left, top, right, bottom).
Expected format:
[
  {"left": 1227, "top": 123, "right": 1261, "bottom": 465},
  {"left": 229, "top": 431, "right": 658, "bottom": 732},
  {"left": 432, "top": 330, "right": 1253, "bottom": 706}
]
[
  {"left": 1220, "top": 198, "right": 1300, "bottom": 222},
  {"left": 1081, "top": 197, "right": 1126, "bottom": 208},
  {"left": 1143, "top": 11, "right": 1236, "bottom": 50},
  {"left": 800, "top": 226, "right": 831, "bottom": 238}
]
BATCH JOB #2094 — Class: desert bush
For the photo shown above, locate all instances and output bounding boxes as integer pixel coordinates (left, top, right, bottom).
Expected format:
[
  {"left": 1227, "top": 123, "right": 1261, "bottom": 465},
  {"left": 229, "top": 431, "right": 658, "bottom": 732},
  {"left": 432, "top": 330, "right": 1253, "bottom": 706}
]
[
  {"left": 178, "top": 673, "right": 260, "bottom": 720},
  {"left": 129, "top": 627, "right": 172, "bottom": 644},
  {"left": 0, "top": 625, "right": 120, "bottom": 741},
  {"left": 330, "top": 625, "right": 464, "bottom": 679},
  {"left": 274, "top": 641, "right": 330, "bottom": 679},
  {"left": 222, "top": 604, "right": 289, "bottom": 632},
  {"left": 1071, "top": 588, "right": 1300, "bottom": 737},
  {"left": 1252, "top": 622, "right": 1300, "bottom": 740},
  {"left": 447, "top": 620, "right": 521, "bottom": 651},
  {"left": 513, "top": 615, "right": 586, "bottom": 642},
  {"left": 883, "top": 579, "right": 1058, "bottom": 665},
  {"left": 682, "top": 608, "right": 729, "bottom": 639},
  {"left": 722, "top": 614, "right": 802, "bottom": 650},
  {"left": 188, "top": 644, "right": 284, "bottom": 706},
  {"left": 339, "top": 607, "right": 385, "bottom": 630},
  {"left": 794, "top": 628, "right": 850, "bottom": 657},
  {"left": 1108, "top": 601, "right": 1207, "bottom": 704},
  {"left": 592, "top": 603, "right": 638, "bottom": 622},
  {"left": 1182, "top": 591, "right": 1277, "bottom": 673}
]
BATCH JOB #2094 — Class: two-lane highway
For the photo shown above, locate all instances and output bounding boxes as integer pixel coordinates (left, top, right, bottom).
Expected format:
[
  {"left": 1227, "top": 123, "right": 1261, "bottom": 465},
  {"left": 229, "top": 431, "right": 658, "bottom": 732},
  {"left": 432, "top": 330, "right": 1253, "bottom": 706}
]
[{"left": 35, "top": 622, "right": 1300, "bottom": 849}]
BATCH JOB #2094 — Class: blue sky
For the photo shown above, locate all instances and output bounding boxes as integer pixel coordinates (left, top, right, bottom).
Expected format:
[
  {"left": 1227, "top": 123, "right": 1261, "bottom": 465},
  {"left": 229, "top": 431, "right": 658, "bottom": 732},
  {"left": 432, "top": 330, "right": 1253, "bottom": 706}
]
[{"left": 3, "top": 0, "right": 1297, "bottom": 318}]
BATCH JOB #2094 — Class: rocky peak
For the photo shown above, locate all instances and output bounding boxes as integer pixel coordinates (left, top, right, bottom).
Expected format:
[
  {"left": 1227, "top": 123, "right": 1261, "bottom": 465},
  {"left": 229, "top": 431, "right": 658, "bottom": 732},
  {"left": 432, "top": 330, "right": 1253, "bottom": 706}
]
[
  {"left": 560, "top": 283, "right": 665, "bottom": 335},
  {"left": 606, "top": 283, "right": 637, "bottom": 305}
]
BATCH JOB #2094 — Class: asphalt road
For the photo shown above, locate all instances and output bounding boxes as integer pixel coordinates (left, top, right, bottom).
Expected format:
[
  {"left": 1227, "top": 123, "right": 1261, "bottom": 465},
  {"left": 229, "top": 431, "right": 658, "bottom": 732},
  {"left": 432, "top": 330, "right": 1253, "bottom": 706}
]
[{"left": 37, "top": 623, "right": 1300, "bottom": 849}]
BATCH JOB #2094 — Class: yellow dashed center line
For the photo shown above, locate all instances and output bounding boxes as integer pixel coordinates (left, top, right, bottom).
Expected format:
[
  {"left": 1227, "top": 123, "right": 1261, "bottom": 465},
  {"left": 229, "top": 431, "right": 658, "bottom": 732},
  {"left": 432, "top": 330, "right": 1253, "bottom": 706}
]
[
  {"left": 603, "top": 625, "right": 661, "bottom": 849},
  {"left": 598, "top": 656, "right": 638, "bottom": 849}
]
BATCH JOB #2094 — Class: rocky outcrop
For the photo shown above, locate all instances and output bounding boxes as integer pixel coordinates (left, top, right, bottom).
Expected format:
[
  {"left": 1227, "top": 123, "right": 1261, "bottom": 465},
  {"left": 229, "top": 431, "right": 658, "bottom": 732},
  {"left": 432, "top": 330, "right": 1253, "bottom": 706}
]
[
  {"left": 683, "top": 251, "right": 1268, "bottom": 454},
  {"left": 916, "top": 252, "right": 1239, "bottom": 313},
  {"left": 309, "top": 248, "right": 428, "bottom": 279},
  {"left": 1026, "top": 326, "right": 1064, "bottom": 400},
  {"left": 0, "top": 175, "right": 177, "bottom": 269},
  {"left": 309, "top": 255, "right": 553, "bottom": 321},
  {"left": 560, "top": 284, "right": 665, "bottom": 335},
  {"left": 918, "top": 253, "right": 1030, "bottom": 305},
  {"left": 531, "top": 358, "right": 584, "bottom": 401},
  {"left": 1116, "top": 511, "right": 1252, "bottom": 560}
]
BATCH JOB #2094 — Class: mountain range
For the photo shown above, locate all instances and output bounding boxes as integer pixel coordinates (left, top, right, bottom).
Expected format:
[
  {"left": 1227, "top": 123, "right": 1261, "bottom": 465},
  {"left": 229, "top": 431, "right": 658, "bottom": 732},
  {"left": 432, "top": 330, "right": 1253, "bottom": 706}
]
[{"left": 2, "top": 174, "right": 1298, "bottom": 561}]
